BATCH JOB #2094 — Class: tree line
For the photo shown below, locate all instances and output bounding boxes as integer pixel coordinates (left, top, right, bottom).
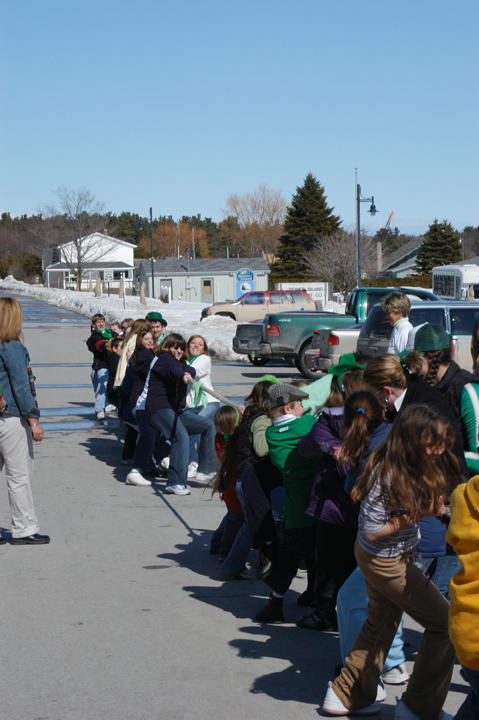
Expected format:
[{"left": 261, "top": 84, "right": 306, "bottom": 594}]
[{"left": 0, "top": 178, "right": 477, "bottom": 292}]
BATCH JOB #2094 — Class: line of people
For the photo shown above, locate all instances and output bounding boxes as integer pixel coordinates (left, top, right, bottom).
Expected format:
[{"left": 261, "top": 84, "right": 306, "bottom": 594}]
[
  {"left": 203, "top": 332, "right": 479, "bottom": 720},
  {"left": 86, "top": 306, "right": 479, "bottom": 719},
  {"left": 86, "top": 313, "right": 228, "bottom": 494}
]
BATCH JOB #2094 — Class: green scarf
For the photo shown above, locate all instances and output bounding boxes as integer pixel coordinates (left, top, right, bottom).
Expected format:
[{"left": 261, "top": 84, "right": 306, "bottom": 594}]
[
  {"left": 188, "top": 354, "right": 208, "bottom": 408},
  {"left": 99, "top": 328, "right": 112, "bottom": 339}
]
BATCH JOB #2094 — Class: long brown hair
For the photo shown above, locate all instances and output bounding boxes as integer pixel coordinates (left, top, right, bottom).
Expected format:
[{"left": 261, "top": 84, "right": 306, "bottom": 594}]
[
  {"left": 0, "top": 297, "right": 23, "bottom": 342},
  {"left": 211, "top": 406, "right": 242, "bottom": 497},
  {"left": 341, "top": 391, "right": 385, "bottom": 471},
  {"left": 351, "top": 404, "right": 463, "bottom": 516},
  {"left": 363, "top": 353, "right": 423, "bottom": 392},
  {"left": 131, "top": 329, "right": 154, "bottom": 364}
]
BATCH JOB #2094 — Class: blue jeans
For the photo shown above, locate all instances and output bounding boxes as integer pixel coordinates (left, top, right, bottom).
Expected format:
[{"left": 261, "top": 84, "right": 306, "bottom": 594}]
[
  {"left": 455, "top": 666, "right": 479, "bottom": 720},
  {"left": 337, "top": 566, "right": 406, "bottom": 672},
  {"left": 132, "top": 409, "right": 157, "bottom": 473},
  {"left": 422, "top": 553, "right": 462, "bottom": 598},
  {"left": 185, "top": 402, "right": 220, "bottom": 464},
  {"left": 221, "top": 479, "right": 252, "bottom": 576},
  {"left": 91, "top": 367, "right": 109, "bottom": 412},
  {"left": 210, "top": 509, "right": 243, "bottom": 558},
  {"left": 148, "top": 408, "right": 217, "bottom": 487}
]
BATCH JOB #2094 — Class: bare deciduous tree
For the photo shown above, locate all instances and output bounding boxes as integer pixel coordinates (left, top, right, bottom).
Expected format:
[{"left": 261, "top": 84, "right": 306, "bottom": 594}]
[
  {"left": 304, "top": 230, "right": 377, "bottom": 294},
  {"left": 46, "top": 187, "right": 106, "bottom": 290},
  {"left": 224, "top": 183, "right": 287, "bottom": 255}
]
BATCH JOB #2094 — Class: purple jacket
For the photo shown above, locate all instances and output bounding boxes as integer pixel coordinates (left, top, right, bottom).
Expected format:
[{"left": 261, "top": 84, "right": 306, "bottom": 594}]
[{"left": 298, "top": 406, "right": 358, "bottom": 528}]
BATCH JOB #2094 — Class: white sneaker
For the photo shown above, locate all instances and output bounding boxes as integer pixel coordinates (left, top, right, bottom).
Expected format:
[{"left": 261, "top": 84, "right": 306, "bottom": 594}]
[
  {"left": 195, "top": 471, "right": 216, "bottom": 482},
  {"left": 322, "top": 681, "right": 380, "bottom": 716},
  {"left": 105, "top": 404, "right": 117, "bottom": 413},
  {"left": 376, "top": 679, "right": 386, "bottom": 702},
  {"left": 164, "top": 484, "right": 190, "bottom": 495},
  {"left": 187, "top": 462, "right": 198, "bottom": 478},
  {"left": 382, "top": 663, "right": 409, "bottom": 685},
  {"left": 394, "top": 701, "right": 452, "bottom": 720},
  {"left": 96, "top": 410, "right": 105, "bottom": 420},
  {"left": 126, "top": 469, "right": 151, "bottom": 487},
  {"left": 160, "top": 456, "right": 170, "bottom": 470}
]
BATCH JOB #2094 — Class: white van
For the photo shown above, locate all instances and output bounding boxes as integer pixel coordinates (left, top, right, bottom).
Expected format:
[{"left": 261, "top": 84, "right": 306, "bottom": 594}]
[{"left": 432, "top": 261, "right": 479, "bottom": 301}]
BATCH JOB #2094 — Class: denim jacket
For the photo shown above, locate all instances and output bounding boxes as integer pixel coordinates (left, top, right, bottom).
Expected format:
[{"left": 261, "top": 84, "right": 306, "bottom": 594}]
[{"left": 0, "top": 340, "right": 40, "bottom": 419}]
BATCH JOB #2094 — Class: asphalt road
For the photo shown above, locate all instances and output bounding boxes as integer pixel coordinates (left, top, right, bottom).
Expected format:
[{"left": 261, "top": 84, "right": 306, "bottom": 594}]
[{"left": 0, "top": 300, "right": 469, "bottom": 720}]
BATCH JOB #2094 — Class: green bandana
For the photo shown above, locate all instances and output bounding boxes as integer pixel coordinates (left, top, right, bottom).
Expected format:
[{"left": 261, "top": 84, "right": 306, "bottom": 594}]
[{"left": 192, "top": 381, "right": 208, "bottom": 409}]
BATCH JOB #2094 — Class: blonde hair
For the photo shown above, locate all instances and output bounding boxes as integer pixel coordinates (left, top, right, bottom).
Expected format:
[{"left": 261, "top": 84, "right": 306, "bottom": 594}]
[
  {"left": 0, "top": 297, "right": 23, "bottom": 342},
  {"left": 381, "top": 291, "right": 411, "bottom": 317}
]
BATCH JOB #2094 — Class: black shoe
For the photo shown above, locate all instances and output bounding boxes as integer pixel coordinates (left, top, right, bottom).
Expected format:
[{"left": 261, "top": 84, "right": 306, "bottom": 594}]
[
  {"left": 296, "top": 611, "right": 337, "bottom": 631},
  {"left": 296, "top": 590, "right": 316, "bottom": 607},
  {"left": 0, "top": 537, "right": 6, "bottom": 545},
  {"left": 10, "top": 533, "right": 50, "bottom": 545},
  {"left": 255, "top": 595, "right": 284, "bottom": 623}
]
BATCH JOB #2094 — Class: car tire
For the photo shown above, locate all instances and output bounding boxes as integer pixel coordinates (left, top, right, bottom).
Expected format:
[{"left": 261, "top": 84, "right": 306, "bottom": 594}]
[
  {"left": 295, "top": 339, "right": 324, "bottom": 380},
  {"left": 248, "top": 355, "right": 268, "bottom": 367}
]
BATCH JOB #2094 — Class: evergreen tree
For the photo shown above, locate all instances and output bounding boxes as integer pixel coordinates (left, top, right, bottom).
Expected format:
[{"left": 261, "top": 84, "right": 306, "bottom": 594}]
[
  {"left": 270, "top": 173, "right": 341, "bottom": 281},
  {"left": 414, "top": 219, "right": 461, "bottom": 275}
]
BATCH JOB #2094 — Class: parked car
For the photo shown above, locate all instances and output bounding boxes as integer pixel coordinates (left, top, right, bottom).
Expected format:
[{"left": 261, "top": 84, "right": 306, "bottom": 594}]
[
  {"left": 357, "top": 301, "right": 479, "bottom": 370},
  {"left": 201, "top": 290, "right": 316, "bottom": 323},
  {"left": 235, "top": 286, "right": 438, "bottom": 378}
]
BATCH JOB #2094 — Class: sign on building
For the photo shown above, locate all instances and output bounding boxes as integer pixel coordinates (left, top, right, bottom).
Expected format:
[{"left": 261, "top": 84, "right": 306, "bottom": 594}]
[{"left": 236, "top": 268, "right": 255, "bottom": 296}]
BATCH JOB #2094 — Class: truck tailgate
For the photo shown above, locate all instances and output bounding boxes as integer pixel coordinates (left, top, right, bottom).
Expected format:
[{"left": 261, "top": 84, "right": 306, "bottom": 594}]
[{"left": 232, "top": 323, "right": 263, "bottom": 355}]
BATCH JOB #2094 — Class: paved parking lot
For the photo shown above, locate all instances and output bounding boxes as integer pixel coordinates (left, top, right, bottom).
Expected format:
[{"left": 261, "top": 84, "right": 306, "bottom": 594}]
[{"left": 0, "top": 301, "right": 469, "bottom": 719}]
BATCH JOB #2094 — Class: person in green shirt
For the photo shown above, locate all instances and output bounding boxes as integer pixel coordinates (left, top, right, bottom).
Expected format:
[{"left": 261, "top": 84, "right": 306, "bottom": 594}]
[{"left": 255, "top": 383, "right": 318, "bottom": 623}]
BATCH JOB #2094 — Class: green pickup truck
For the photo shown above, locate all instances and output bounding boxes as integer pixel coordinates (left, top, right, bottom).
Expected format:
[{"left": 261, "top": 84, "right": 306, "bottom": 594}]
[{"left": 232, "top": 286, "right": 439, "bottom": 378}]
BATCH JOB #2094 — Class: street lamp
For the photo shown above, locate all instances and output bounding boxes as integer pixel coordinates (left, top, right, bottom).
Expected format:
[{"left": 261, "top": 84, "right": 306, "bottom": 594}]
[
  {"left": 139, "top": 208, "right": 155, "bottom": 299},
  {"left": 355, "top": 171, "right": 377, "bottom": 287}
]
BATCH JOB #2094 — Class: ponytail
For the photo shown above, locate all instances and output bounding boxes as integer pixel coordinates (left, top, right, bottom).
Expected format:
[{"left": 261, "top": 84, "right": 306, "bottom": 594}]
[{"left": 341, "top": 391, "right": 384, "bottom": 471}]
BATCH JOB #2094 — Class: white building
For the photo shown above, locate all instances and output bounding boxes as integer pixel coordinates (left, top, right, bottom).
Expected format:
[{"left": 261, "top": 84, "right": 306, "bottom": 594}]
[{"left": 43, "top": 233, "right": 136, "bottom": 291}]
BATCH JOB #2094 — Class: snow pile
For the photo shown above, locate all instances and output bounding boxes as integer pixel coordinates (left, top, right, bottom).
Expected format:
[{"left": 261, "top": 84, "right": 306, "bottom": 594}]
[{"left": 0, "top": 277, "right": 244, "bottom": 361}]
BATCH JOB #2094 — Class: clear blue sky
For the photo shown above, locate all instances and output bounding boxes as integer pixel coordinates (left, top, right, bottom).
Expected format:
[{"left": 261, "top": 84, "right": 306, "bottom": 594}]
[{"left": 1, "top": 0, "right": 478, "bottom": 235}]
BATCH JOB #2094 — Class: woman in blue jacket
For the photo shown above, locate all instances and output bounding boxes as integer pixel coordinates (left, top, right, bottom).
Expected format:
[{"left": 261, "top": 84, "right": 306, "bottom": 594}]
[{"left": 0, "top": 297, "right": 49, "bottom": 544}]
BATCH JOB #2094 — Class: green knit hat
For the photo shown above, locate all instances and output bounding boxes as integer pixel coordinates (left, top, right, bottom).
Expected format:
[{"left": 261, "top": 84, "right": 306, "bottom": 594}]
[{"left": 414, "top": 324, "right": 450, "bottom": 352}]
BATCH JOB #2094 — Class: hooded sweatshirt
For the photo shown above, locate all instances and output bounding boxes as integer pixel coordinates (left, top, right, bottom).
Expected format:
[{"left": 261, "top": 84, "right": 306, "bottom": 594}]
[{"left": 446, "top": 475, "right": 479, "bottom": 670}]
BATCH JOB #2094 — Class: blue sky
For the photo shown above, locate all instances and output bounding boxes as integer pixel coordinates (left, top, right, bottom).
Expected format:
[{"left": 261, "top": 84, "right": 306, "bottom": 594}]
[{"left": 1, "top": 0, "right": 478, "bottom": 235}]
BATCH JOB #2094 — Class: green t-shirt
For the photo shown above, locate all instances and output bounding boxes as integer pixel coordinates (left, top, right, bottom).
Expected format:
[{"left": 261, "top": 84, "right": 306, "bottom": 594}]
[{"left": 266, "top": 414, "right": 318, "bottom": 529}]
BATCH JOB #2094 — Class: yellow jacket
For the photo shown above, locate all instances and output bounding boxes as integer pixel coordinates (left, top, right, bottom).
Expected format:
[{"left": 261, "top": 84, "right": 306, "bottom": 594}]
[{"left": 446, "top": 475, "right": 479, "bottom": 670}]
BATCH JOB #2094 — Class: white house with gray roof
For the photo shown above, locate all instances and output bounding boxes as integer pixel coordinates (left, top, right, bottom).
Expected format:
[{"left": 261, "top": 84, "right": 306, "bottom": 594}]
[
  {"left": 43, "top": 232, "right": 136, "bottom": 290},
  {"left": 137, "top": 256, "right": 269, "bottom": 302}
]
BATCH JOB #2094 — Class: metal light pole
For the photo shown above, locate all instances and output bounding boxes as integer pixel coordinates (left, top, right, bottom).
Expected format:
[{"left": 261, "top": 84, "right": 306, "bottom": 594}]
[
  {"left": 355, "top": 169, "right": 377, "bottom": 286},
  {"left": 149, "top": 207, "right": 155, "bottom": 299}
]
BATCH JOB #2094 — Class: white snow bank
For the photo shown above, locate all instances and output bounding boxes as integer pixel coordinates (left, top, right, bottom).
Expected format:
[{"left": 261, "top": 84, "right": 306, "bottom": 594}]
[
  {"left": 0, "top": 277, "right": 348, "bottom": 361},
  {"left": 0, "top": 277, "right": 245, "bottom": 361}
]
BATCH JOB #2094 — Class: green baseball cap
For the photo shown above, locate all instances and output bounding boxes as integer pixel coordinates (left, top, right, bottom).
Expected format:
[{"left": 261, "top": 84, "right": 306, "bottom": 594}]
[{"left": 414, "top": 324, "right": 450, "bottom": 352}]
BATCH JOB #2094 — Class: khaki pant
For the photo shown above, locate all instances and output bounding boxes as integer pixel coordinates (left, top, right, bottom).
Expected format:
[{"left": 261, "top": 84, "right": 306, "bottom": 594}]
[
  {"left": 333, "top": 541, "right": 454, "bottom": 720},
  {"left": 0, "top": 415, "right": 39, "bottom": 538}
]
